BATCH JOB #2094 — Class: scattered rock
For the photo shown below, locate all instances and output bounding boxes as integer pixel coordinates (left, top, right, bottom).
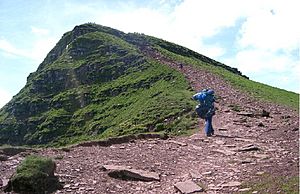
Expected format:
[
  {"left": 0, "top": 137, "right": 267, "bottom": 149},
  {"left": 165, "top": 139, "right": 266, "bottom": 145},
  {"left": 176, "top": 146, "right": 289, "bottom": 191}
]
[
  {"left": 292, "top": 128, "right": 299, "bottom": 131},
  {"left": 169, "top": 140, "right": 188, "bottom": 146},
  {"left": 222, "top": 181, "right": 241, "bottom": 187},
  {"left": 64, "top": 184, "right": 71, "bottom": 189},
  {"left": 233, "top": 118, "right": 248, "bottom": 123},
  {"left": 258, "top": 122, "right": 265, "bottom": 127},
  {"left": 225, "top": 144, "right": 236, "bottom": 148},
  {"left": 236, "top": 158, "right": 254, "bottom": 164},
  {"left": 202, "top": 171, "right": 213, "bottom": 176},
  {"left": 1, "top": 178, "right": 9, "bottom": 191},
  {"left": 223, "top": 109, "right": 231, "bottom": 113},
  {"left": 174, "top": 179, "right": 203, "bottom": 194},
  {"left": 215, "top": 140, "right": 225, "bottom": 145},
  {"left": 190, "top": 171, "right": 202, "bottom": 179},
  {"left": 102, "top": 165, "right": 160, "bottom": 181},
  {"left": 190, "top": 144, "right": 202, "bottom": 151},
  {"left": 238, "top": 144, "right": 260, "bottom": 152},
  {"left": 213, "top": 149, "right": 236, "bottom": 156},
  {"left": 86, "top": 187, "right": 95, "bottom": 191},
  {"left": 60, "top": 147, "right": 71, "bottom": 152},
  {"left": 268, "top": 128, "right": 277, "bottom": 131},
  {"left": 237, "top": 112, "right": 254, "bottom": 117},
  {"left": 256, "top": 171, "right": 265, "bottom": 175},
  {"left": 235, "top": 138, "right": 254, "bottom": 142},
  {"left": 253, "top": 153, "right": 269, "bottom": 160},
  {"left": 261, "top": 110, "right": 270, "bottom": 117},
  {"left": 239, "top": 187, "right": 251, "bottom": 192},
  {"left": 0, "top": 154, "right": 8, "bottom": 161},
  {"left": 281, "top": 115, "right": 291, "bottom": 119}
]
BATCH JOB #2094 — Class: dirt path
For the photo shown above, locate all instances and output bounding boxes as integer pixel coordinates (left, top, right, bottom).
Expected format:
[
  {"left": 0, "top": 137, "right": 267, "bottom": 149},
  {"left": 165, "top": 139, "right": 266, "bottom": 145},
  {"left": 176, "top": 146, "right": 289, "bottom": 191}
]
[{"left": 1, "top": 48, "right": 298, "bottom": 194}]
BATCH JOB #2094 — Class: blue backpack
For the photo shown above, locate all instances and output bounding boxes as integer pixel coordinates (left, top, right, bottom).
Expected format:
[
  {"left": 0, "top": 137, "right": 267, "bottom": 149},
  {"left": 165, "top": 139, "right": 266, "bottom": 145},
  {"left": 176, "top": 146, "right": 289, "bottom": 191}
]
[{"left": 192, "top": 89, "right": 215, "bottom": 119}]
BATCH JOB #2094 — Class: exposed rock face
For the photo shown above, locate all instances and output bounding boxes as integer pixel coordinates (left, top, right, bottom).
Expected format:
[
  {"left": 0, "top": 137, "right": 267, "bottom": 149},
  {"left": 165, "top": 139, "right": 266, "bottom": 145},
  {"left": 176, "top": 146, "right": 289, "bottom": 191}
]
[{"left": 38, "top": 24, "right": 125, "bottom": 70}]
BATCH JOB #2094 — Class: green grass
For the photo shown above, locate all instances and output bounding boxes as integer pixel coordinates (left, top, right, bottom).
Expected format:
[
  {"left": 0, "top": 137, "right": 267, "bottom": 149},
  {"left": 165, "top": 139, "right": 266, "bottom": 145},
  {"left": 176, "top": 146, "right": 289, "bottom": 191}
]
[
  {"left": 155, "top": 46, "right": 299, "bottom": 110},
  {"left": 0, "top": 51, "right": 197, "bottom": 147},
  {"left": 239, "top": 175, "right": 299, "bottom": 194},
  {"left": 47, "top": 60, "right": 197, "bottom": 147},
  {"left": 45, "top": 31, "right": 139, "bottom": 70},
  {"left": 15, "top": 155, "right": 55, "bottom": 176},
  {"left": 6, "top": 155, "right": 60, "bottom": 193},
  {"left": 0, "top": 23, "right": 298, "bottom": 147}
]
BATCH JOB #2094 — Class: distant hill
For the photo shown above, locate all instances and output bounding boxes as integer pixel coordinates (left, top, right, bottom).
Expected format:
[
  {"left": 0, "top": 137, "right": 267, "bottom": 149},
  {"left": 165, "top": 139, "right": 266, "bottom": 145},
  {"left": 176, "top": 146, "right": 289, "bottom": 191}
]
[{"left": 0, "top": 23, "right": 298, "bottom": 147}]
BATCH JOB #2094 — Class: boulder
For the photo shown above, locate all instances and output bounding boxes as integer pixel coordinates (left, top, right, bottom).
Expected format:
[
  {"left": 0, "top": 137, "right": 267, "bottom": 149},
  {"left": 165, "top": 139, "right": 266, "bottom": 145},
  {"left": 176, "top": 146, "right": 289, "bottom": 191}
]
[
  {"left": 101, "top": 165, "right": 160, "bottom": 181},
  {"left": 4, "top": 155, "right": 61, "bottom": 193},
  {"left": 238, "top": 144, "right": 260, "bottom": 152},
  {"left": 174, "top": 180, "right": 203, "bottom": 194}
]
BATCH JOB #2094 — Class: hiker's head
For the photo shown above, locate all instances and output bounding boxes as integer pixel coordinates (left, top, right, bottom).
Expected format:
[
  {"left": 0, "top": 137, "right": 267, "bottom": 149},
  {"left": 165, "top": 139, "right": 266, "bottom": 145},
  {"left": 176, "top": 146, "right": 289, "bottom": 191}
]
[
  {"left": 207, "top": 89, "right": 214, "bottom": 95},
  {"left": 201, "top": 89, "right": 214, "bottom": 94}
]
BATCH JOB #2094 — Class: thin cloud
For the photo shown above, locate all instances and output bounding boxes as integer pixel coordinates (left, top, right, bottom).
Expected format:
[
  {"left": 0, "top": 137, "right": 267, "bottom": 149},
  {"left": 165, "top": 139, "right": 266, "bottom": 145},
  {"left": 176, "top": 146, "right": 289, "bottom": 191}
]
[
  {"left": 0, "top": 38, "right": 28, "bottom": 58},
  {"left": 31, "top": 26, "right": 49, "bottom": 36},
  {"left": 0, "top": 36, "right": 56, "bottom": 63},
  {"left": 237, "top": 0, "right": 300, "bottom": 52},
  {"left": 0, "top": 88, "right": 11, "bottom": 108}
]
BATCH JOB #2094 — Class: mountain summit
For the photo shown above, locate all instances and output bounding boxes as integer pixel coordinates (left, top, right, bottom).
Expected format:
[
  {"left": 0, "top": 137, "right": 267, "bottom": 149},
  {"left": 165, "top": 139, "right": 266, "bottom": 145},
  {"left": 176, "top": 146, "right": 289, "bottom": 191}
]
[{"left": 0, "top": 23, "right": 297, "bottom": 147}]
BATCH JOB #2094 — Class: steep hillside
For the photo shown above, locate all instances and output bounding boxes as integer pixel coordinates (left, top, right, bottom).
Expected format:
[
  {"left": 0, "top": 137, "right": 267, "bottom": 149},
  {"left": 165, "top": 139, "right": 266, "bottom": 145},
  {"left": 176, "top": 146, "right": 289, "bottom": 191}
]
[
  {"left": 0, "top": 23, "right": 298, "bottom": 147},
  {"left": 0, "top": 23, "right": 299, "bottom": 194}
]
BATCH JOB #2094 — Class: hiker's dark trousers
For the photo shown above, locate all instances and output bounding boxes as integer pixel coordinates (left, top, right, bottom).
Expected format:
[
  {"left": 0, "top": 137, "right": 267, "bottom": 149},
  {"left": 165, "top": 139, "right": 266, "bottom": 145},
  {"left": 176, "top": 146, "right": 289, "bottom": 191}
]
[{"left": 204, "top": 116, "right": 214, "bottom": 136}]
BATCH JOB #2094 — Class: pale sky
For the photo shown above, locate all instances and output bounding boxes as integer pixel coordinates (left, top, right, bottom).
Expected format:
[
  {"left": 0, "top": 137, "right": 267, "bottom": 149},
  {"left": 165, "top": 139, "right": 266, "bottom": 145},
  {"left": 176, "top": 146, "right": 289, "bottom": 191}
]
[{"left": 0, "top": 0, "right": 299, "bottom": 108}]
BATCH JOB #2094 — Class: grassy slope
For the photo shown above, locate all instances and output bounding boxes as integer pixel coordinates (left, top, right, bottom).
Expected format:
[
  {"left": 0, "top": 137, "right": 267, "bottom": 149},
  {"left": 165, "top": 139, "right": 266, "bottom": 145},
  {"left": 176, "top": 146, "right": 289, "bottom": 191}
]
[
  {"left": 0, "top": 24, "right": 298, "bottom": 147},
  {"left": 154, "top": 45, "right": 299, "bottom": 111},
  {"left": 48, "top": 60, "right": 197, "bottom": 147},
  {"left": 0, "top": 30, "right": 197, "bottom": 147}
]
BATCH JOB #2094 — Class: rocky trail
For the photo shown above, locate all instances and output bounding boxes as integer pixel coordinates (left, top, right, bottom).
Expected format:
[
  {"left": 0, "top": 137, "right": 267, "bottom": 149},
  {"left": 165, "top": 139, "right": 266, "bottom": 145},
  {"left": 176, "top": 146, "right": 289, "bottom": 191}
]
[{"left": 1, "top": 47, "right": 299, "bottom": 193}]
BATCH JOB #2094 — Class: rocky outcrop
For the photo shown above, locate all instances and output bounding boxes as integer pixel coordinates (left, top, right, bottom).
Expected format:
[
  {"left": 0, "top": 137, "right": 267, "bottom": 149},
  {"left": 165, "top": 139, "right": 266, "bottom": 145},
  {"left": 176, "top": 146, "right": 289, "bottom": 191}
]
[{"left": 37, "top": 23, "right": 125, "bottom": 71}]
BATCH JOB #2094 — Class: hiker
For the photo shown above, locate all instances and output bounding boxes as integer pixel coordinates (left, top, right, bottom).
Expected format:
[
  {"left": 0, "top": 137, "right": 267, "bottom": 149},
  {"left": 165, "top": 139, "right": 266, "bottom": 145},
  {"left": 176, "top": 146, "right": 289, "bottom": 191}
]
[
  {"left": 179, "top": 63, "right": 183, "bottom": 69},
  {"left": 192, "top": 89, "right": 216, "bottom": 136}
]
